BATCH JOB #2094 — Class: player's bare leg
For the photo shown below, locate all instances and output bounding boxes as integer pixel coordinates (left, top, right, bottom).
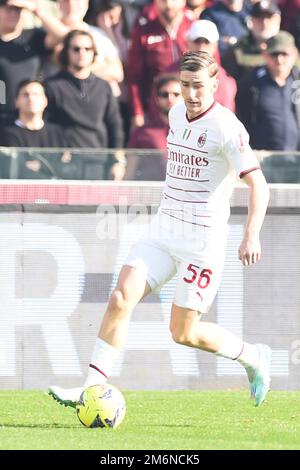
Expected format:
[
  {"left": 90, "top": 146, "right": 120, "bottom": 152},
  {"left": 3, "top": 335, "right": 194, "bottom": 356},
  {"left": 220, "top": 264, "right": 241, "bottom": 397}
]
[
  {"left": 170, "top": 304, "right": 271, "bottom": 406},
  {"left": 49, "top": 265, "right": 151, "bottom": 407}
]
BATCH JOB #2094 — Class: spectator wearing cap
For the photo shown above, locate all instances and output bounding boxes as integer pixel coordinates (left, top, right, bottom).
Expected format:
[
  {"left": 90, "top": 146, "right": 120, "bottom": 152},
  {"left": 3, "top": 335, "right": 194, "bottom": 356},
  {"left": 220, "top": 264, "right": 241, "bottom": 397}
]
[
  {"left": 164, "top": 19, "right": 237, "bottom": 111},
  {"left": 222, "top": 0, "right": 281, "bottom": 81},
  {"left": 200, "top": 0, "right": 248, "bottom": 56},
  {"left": 236, "top": 31, "right": 300, "bottom": 151},
  {"left": 0, "top": 0, "right": 68, "bottom": 126},
  {"left": 186, "top": 19, "right": 237, "bottom": 110}
]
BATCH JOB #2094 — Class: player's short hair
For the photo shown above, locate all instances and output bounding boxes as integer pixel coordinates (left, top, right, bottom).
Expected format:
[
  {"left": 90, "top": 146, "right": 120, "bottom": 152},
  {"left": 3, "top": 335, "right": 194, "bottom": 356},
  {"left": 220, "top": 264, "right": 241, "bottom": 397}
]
[
  {"left": 16, "top": 79, "right": 46, "bottom": 97},
  {"left": 180, "top": 51, "right": 218, "bottom": 78}
]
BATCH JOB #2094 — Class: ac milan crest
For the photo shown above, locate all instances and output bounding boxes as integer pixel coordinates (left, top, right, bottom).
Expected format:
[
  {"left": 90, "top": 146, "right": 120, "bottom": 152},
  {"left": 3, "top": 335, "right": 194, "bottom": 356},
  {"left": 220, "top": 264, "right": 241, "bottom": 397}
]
[{"left": 197, "top": 131, "right": 207, "bottom": 148}]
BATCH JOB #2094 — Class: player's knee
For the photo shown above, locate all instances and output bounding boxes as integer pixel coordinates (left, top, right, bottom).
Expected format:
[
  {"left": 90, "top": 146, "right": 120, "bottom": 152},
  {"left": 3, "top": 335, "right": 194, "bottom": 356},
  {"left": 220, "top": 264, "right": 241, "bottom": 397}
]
[
  {"left": 108, "top": 289, "right": 131, "bottom": 314},
  {"left": 170, "top": 326, "right": 194, "bottom": 347}
]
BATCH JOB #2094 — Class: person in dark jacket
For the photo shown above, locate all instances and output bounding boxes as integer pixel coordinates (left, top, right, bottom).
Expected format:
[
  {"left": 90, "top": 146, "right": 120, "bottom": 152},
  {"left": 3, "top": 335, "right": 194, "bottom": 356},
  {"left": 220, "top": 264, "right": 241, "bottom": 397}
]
[
  {"left": 1, "top": 79, "right": 65, "bottom": 148},
  {"left": 222, "top": 1, "right": 281, "bottom": 81},
  {"left": 236, "top": 31, "right": 300, "bottom": 151},
  {"left": 0, "top": 79, "right": 71, "bottom": 179},
  {"left": 45, "top": 29, "right": 125, "bottom": 180},
  {"left": 0, "top": 0, "right": 68, "bottom": 126},
  {"left": 201, "top": 0, "right": 248, "bottom": 56}
]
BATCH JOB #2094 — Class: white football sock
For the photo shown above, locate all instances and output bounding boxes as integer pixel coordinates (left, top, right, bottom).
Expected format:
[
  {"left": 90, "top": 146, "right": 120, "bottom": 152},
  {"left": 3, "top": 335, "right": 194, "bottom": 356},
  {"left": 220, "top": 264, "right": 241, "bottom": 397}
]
[
  {"left": 236, "top": 342, "right": 260, "bottom": 369},
  {"left": 216, "top": 333, "right": 259, "bottom": 369},
  {"left": 84, "top": 338, "right": 120, "bottom": 388}
]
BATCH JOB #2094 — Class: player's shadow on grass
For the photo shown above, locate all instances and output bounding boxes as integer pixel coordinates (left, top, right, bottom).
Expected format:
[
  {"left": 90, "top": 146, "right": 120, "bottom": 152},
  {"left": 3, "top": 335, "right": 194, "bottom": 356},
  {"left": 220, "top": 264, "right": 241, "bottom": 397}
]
[{"left": 0, "top": 423, "right": 80, "bottom": 429}]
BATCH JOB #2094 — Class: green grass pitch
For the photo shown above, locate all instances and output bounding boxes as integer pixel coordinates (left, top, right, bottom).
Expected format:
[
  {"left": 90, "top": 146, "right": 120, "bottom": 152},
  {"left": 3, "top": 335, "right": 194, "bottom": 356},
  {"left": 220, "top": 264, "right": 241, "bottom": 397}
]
[{"left": 0, "top": 390, "right": 300, "bottom": 450}]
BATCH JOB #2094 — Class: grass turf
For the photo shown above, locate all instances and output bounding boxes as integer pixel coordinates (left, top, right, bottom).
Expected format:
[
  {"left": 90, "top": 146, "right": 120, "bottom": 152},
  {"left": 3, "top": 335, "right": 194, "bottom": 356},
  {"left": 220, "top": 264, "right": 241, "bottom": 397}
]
[{"left": 0, "top": 390, "right": 300, "bottom": 450}]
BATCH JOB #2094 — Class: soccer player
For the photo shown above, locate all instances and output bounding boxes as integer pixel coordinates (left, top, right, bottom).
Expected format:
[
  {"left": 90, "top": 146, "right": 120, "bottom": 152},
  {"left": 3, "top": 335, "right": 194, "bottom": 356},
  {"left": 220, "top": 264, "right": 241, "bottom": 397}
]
[{"left": 49, "top": 51, "right": 271, "bottom": 408}]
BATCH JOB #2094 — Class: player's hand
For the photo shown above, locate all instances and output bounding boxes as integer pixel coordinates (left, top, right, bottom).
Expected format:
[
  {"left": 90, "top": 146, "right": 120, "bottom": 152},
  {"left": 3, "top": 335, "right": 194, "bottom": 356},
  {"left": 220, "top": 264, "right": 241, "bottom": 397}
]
[{"left": 238, "top": 237, "right": 261, "bottom": 266}]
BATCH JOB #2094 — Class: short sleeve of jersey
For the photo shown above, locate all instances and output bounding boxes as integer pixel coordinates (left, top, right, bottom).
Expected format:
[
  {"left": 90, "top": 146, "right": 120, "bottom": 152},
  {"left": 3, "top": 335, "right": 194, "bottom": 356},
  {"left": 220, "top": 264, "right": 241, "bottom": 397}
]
[{"left": 222, "top": 116, "right": 260, "bottom": 178}]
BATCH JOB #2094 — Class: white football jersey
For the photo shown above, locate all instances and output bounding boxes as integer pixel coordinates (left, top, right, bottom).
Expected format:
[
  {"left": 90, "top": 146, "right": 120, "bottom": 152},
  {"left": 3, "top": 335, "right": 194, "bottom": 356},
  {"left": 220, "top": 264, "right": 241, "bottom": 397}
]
[{"left": 159, "top": 101, "right": 260, "bottom": 230}]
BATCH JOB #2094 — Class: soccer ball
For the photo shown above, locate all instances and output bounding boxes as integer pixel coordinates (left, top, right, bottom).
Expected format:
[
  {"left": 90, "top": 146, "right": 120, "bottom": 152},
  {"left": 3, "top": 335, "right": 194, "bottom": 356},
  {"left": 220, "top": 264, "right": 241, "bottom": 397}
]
[{"left": 76, "top": 384, "right": 126, "bottom": 429}]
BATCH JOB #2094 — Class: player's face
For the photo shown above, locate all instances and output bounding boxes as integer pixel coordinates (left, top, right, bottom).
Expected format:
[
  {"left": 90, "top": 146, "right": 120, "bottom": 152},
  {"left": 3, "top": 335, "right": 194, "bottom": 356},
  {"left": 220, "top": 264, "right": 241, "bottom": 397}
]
[{"left": 180, "top": 68, "right": 218, "bottom": 119}]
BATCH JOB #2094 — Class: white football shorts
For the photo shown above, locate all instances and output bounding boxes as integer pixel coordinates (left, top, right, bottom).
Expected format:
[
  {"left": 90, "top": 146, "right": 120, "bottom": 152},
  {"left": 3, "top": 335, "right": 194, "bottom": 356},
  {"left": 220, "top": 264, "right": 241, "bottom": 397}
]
[{"left": 124, "top": 214, "right": 228, "bottom": 313}]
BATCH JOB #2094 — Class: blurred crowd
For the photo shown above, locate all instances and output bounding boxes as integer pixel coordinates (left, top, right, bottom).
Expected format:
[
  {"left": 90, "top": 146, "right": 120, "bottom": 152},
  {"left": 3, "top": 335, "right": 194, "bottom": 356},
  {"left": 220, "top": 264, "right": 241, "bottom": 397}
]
[{"left": 0, "top": 0, "right": 300, "bottom": 180}]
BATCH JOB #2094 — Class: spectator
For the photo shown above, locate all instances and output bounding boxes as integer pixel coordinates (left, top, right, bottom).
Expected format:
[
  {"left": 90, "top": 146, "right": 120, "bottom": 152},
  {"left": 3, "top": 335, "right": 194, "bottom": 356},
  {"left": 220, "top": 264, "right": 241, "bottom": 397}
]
[
  {"left": 222, "top": 0, "right": 281, "bottom": 81},
  {"left": 126, "top": 73, "right": 182, "bottom": 180},
  {"left": 49, "top": 0, "right": 124, "bottom": 92},
  {"left": 165, "top": 19, "right": 237, "bottom": 111},
  {"left": 186, "top": 19, "right": 237, "bottom": 110},
  {"left": 0, "top": 79, "right": 73, "bottom": 178},
  {"left": 45, "top": 30, "right": 125, "bottom": 180},
  {"left": 93, "top": 0, "right": 132, "bottom": 142},
  {"left": 278, "top": 0, "right": 300, "bottom": 32},
  {"left": 236, "top": 31, "right": 300, "bottom": 151},
  {"left": 186, "top": 0, "right": 214, "bottom": 20},
  {"left": 201, "top": 0, "right": 248, "bottom": 56},
  {"left": 128, "top": 0, "right": 192, "bottom": 128},
  {"left": 291, "top": 8, "right": 300, "bottom": 51},
  {"left": 1, "top": 79, "right": 65, "bottom": 147},
  {"left": 0, "top": 0, "right": 67, "bottom": 125}
]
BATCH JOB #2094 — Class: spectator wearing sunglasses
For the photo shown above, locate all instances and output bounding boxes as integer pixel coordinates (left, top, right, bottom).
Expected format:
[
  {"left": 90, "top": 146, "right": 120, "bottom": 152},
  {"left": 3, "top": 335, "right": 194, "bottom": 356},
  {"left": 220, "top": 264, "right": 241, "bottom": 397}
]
[
  {"left": 236, "top": 31, "right": 300, "bottom": 151},
  {"left": 45, "top": 30, "right": 125, "bottom": 180},
  {"left": 126, "top": 74, "right": 182, "bottom": 180}
]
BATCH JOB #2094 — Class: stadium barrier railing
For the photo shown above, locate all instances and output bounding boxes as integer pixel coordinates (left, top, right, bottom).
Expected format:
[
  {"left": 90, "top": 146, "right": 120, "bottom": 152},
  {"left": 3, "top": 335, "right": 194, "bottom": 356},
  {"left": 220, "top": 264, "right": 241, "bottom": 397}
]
[{"left": 1, "top": 147, "right": 300, "bottom": 183}]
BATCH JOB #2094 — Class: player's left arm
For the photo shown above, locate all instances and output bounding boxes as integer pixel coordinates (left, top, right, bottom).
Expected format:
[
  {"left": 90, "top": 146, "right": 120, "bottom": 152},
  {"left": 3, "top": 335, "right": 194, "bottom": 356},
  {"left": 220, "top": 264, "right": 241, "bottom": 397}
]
[{"left": 238, "top": 169, "right": 270, "bottom": 266}]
